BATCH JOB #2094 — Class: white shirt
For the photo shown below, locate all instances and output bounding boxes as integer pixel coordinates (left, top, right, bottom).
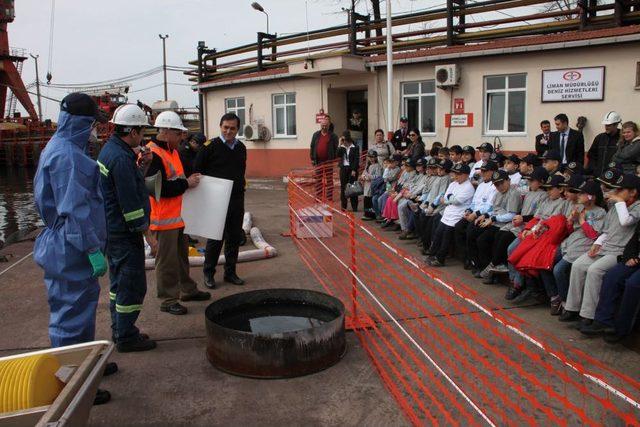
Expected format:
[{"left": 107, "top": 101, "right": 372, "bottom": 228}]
[
  {"left": 508, "top": 171, "right": 522, "bottom": 187},
  {"left": 441, "top": 180, "right": 476, "bottom": 227},
  {"left": 342, "top": 145, "right": 354, "bottom": 166},
  {"left": 471, "top": 180, "right": 497, "bottom": 214}
]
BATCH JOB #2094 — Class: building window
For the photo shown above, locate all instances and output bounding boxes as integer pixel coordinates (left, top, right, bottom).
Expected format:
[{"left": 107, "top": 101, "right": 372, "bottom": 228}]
[
  {"left": 402, "top": 81, "right": 436, "bottom": 134},
  {"left": 225, "top": 97, "right": 245, "bottom": 137},
  {"left": 484, "top": 74, "right": 526, "bottom": 134},
  {"left": 272, "top": 93, "right": 296, "bottom": 137}
]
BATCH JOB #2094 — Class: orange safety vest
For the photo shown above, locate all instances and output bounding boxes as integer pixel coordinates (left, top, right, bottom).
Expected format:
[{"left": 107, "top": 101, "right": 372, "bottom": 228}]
[{"left": 147, "top": 142, "right": 186, "bottom": 231}]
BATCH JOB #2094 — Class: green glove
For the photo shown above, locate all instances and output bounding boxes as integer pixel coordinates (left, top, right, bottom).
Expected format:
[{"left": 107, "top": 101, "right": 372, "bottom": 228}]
[{"left": 88, "top": 250, "right": 108, "bottom": 277}]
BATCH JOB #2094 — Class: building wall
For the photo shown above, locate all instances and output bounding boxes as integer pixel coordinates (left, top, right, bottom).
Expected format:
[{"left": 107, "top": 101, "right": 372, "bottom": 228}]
[{"left": 203, "top": 42, "right": 640, "bottom": 177}]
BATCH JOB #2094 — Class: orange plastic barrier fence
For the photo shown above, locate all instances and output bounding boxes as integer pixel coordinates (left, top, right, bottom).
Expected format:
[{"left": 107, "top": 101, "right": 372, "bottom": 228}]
[{"left": 287, "top": 159, "right": 640, "bottom": 426}]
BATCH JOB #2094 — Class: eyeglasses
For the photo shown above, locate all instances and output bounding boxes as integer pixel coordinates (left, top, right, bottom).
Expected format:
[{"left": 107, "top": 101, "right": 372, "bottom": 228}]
[{"left": 408, "top": 133, "right": 418, "bottom": 137}]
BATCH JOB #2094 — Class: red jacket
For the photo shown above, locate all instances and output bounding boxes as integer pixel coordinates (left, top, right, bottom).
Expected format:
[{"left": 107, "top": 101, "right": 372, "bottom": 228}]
[{"left": 508, "top": 215, "right": 571, "bottom": 275}]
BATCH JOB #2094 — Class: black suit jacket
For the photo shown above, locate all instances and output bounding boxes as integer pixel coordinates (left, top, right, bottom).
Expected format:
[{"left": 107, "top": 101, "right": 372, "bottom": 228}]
[
  {"left": 549, "top": 128, "right": 585, "bottom": 164},
  {"left": 336, "top": 144, "right": 360, "bottom": 173},
  {"left": 392, "top": 128, "right": 410, "bottom": 151},
  {"left": 534, "top": 133, "right": 551, "bottom": 157}
]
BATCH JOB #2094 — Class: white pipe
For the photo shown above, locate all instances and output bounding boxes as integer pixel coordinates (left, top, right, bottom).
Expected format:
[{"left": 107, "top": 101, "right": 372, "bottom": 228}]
[
  {"left": 386, "top": 0, "right": 393, "bottom": 136},
  {"left": 242, "top": 212, "right": 253, "bottom": 235},
  {"left": 144, "top": 226, "right": 277, "bottom": 270}
]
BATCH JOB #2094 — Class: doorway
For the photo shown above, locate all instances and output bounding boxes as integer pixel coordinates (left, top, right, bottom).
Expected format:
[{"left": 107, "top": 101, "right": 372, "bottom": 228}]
[{"left": 346, "top": 90, "right": 367, "bottom": 151}]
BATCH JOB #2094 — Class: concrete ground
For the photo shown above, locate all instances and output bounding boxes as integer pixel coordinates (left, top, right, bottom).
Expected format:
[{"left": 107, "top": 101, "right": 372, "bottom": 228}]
[{"left": 0, "top": 178, "right": 639, "bottom": 425}]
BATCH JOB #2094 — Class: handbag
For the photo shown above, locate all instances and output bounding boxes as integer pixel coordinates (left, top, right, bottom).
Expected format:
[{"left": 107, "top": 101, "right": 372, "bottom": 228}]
[{"left": 345, "top": 181, "right": 364, "bottom": 197}]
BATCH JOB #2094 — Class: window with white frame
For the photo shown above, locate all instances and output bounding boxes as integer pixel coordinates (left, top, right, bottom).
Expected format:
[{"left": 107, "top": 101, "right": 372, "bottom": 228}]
[
  {"left": 484, "top": 74, "right": 526, "bottom": 134},
  {"left": 401, "top": 81, "right": 436, "bottom": 134},
  {"left": 272, "top": 93, "right": 296, "bottom": 137},
  {"left": 225, "top": 97, "right": 245, "bottom": 136}
]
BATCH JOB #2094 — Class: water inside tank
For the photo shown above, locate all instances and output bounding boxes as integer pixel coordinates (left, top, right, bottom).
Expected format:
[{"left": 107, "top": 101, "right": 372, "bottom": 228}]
[{"left": 217, "top": 302, "right": 338, "bottom": 334}]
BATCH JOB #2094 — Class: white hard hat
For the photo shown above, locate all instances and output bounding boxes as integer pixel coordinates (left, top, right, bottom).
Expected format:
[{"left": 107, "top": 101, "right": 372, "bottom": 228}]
[
  {"left": 110, "top": 104, "right": 149, "bottom": 127},
  {"left": 602, "top": 111, "right": 622, "bottom": 125},
  {"left": 154, "top": 111, "right": 188, "bottom": 131}
]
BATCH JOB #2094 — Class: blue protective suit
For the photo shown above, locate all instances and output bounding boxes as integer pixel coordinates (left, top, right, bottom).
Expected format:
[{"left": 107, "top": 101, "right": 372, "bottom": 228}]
[{"left": 33, "top": 111, "right": 107, "bottom": 347}]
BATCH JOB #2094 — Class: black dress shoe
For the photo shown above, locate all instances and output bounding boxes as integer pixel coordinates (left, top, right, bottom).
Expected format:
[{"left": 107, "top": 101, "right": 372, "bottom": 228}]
[
  {"left": 203, "top": 275, "right": 217, "bottom": 289},
  {"left": 94, "top": 389, "right": 111, "bottom": 405},
  {"left": 224, "top": 273, "right": 245, "bottom": 286},
  {"left": 580, "top": 320, "right": 615, "bottom": 336},
  {"left": 160, "top": 302, "right": 188, "bottom": 315},
  {"left": 180, "top": 290, "right": 211, "bottom": 301},
  {"left": 558, "top": 310, "right": 579, "bottom": 322},
  {"left": 117, "top": 336, "right": 157, "bottom": 353},
  {"left": 103, "top": 362, "right": 118, "bottom": 377}
]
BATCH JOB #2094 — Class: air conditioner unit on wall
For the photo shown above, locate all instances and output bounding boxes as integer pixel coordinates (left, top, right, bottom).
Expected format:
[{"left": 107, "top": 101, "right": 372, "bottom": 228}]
[
  {"left": 243, "top": 123, "right": 272, "bottom": 142},
  {"left": 435, "top": 64, "right": 460, "bottom": 88}
]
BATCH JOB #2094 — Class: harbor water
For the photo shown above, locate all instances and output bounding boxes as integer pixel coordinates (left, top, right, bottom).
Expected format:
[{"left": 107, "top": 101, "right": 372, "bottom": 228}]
[{"left": 0, "top": 166, "right": 41, "bottom": 245}]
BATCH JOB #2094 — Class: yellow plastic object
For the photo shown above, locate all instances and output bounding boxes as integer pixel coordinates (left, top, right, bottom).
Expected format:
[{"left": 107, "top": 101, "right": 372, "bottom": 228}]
[
  {"left": 0, "top": 354, "right": 63, "bottom": 413},
  {"left": 188, "top": 246, "right": 199, "bottom": 257}
]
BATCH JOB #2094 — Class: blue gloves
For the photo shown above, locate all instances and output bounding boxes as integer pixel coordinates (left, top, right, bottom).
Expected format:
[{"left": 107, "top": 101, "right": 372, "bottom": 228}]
[{"left": 87, "top": 250, "right": 108, "bottom": 277}]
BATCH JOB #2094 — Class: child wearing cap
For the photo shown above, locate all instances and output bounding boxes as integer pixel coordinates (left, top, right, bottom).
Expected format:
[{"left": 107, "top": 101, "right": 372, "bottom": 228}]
[
  {"left": 469, "top": 170, "right": 523, "bottom": 278},
  {"left": 426, "top": 163, "right": 475, "bottom": 266},
  {"left": 505, "top": 174, "right": 569, "bottom": 301},
  {"left": 563, "top": 171, "right": 640, "bottom": 328},
  {"left": 360, "top": 151, "right": 384, "bottom": 220},
  {"left": 541, "top": 150, "right": 562, "bottom": 176},
  {"left": 381, "top": 159, "right": 419, "bottom": 230},
  {"left": 461, "top": 146, "right": 476, "bottom": 169},
  {"left": 482, "top": 167, "right": 549, "bottom": 282},
  {"left": 470, "top": 143, "right": 493, "bottom": 186},
  {"left": 413, "top": 159, "right": 440, "bottom": 245},
  {"left": 415, "top": 159, "right": 452, "bottom": 246},
  {"left": 397, "top": 159, "right": 430, "bottom": 238},
  {"left": 503, "top": 154, "right": 522, "bottom": 187},
  {"left": 373, "top": 157, "right": 400, "bottom": 220},
  {"left": 454, "top": 161, "right": 498, "bottom": 268},
  {"left": 536, "top": 180, "right": 606, "bottom": 316}
]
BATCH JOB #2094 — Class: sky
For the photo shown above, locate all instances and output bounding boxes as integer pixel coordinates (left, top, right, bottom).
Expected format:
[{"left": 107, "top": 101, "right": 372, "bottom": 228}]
[{"left": 12, "top": 0, "right": 445, "bottom": 121}]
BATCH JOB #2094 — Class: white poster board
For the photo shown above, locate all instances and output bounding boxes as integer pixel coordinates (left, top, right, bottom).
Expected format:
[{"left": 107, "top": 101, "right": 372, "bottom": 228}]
[
  {"left": 181, "top": 176, "right": 233, "bottom": 241},
  {"left": 541, "top": 67, "right": 605, "bottom": 102}
]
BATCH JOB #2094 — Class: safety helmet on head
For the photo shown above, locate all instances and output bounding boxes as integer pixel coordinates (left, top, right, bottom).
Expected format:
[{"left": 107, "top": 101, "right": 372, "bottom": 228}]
[
  {"left": 602, "top": 111, "right": 622, "bottom": 125},
  {"left": 110, "top": 104, "right": 149, "bottom": 127},
  {"left": 154, "top": 111, "right": 188, "bottom": 131}
]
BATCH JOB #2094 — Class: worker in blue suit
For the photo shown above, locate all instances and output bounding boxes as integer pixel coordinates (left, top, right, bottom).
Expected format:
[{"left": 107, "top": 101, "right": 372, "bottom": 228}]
[
  {"left": 97, "top": 104, "right": 157, "bottom": 353},
  {"left": 33, "top": 92, "right": 113, "bottom": 405}
]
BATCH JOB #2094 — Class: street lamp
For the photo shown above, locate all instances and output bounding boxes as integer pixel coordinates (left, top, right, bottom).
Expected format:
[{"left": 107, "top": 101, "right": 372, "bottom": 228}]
[
  {"left": 159, "top": 34, "right": 169, "bottom": 101},
  {"left": 251, "top": 2, "right": 269, "bottom": 34}
]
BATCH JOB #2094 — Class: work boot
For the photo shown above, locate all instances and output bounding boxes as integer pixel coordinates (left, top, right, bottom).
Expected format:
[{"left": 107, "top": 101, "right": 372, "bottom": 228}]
[
  {"left": 203, "top": 275, "right": 217, "bottom": 289},
  {"left": 94, "top": 389, "right": 111, "bottom": 405},
  {"left": 180, "top": 290, "right": 211, "bottom": 302},
  {"left": 224, "top": 273, "right": 245, "bottom": 286},
  {"left": 103, "top": 362, "right": 118, "bottom": 377},
  {"left": 117, "top": 336, "right": 157, "bottom": 353},
  {"left": 160, "top": 302, "right": 188, "bottom": 315}
]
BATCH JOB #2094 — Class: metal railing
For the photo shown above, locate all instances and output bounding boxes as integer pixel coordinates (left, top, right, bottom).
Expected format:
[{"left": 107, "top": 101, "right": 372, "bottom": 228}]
[{"left": 188, "top": 0, "right": 640, "bottom": 84}]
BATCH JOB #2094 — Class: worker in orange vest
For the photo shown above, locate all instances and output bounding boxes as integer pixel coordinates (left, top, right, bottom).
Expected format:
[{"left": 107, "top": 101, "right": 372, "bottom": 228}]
[{"left": 145, "top": 111, "right": 211, "bottom": 315}]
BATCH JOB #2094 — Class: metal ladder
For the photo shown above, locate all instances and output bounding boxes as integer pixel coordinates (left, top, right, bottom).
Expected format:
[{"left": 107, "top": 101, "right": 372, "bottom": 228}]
[{"left": 5, "top": 59, "right": 23, "bottom": 118}]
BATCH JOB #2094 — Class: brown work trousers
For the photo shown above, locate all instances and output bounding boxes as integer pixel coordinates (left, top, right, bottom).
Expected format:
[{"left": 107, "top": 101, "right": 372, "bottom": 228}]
[{"left": 153, "top": 227, "right": 198, "bottom": 307}]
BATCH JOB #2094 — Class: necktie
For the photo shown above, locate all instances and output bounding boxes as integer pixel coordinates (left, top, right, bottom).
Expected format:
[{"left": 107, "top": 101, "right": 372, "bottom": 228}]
[{"left": 560, "top": 133, "right": 566, "bottom": 161}]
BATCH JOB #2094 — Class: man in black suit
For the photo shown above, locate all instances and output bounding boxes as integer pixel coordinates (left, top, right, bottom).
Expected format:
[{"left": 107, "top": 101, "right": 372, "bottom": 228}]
[
  {"left": 337, "top": 130, "right": 360, "bottom": 211},
  {"left": 549, "top": 113, "right": 584, "bottom": 165},
  {"left": 534, "top": 120, "right": 552, "bottom": 157},
  {"left": 391, "top": 116, "right": 410, "bottom": 151}
]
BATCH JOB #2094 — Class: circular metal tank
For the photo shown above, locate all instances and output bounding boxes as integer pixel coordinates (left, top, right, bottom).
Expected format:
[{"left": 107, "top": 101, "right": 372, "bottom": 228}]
[{"left": 205, "top": 288, "right": 346, "bottom": 378}]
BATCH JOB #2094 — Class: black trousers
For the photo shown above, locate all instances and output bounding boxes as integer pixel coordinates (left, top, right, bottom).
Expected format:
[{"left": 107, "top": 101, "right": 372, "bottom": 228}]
[
  {"left": 454, "top": 218, "right": 471, "bottom": 261},
  {"left": 339, "top": 167, "right": 358, "bottom": 211},
  {"left": 430, "top": 221, "right": 455, "bottom": 263},
  {"left": 475, "top": 225, "right": 501, "bottom": 270},
  {"left": 492, "top": 230, "right": 517, "bottom": 266},
  {"left": 203, "top": 195, "right": 245, "bottom": 279},
  {"left": 420, "top": 213, "right": 441, "bottom": 250}
]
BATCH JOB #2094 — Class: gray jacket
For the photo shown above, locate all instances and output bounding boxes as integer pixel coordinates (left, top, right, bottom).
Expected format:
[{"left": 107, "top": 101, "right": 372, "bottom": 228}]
[{"left": 611, "top": 136, "right": 640, "bottom": 175}]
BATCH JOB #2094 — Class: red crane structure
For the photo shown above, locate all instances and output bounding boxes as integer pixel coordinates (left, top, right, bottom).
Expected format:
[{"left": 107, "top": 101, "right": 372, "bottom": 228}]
[{"left": 0, "top": 0, "right": 38, "bottom": 121}]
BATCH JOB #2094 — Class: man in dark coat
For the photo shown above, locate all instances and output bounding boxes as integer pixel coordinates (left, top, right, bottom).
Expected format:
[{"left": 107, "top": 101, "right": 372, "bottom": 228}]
[
  {"left": 587, "top": 111, "right": 621, "bottom": 178},
  {"left": 549, "top": 113, "right": 585, "bottom": 165},
  {"left": 310, "top": 116, "right": 339, "bottom": 200}
]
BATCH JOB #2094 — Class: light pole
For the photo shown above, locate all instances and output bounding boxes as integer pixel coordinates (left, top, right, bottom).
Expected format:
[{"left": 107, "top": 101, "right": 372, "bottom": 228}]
[
  {"left": 30, "top": 53, "right": 43, "bottom": 122},
  {"left": 251, "top": 2, "right": 269, "bottom": 34},
  {"left": 158, "top": 34, "right": 169, "bottom": 101}
]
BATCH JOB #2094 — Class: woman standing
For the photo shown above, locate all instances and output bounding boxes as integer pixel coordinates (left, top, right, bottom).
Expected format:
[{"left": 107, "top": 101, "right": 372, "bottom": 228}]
[
  {"left": 611, "top": 121, "right": 640, "bottom": 175},
  {"left": 337, "top": 131, "right": 360, "bottom": 211}
]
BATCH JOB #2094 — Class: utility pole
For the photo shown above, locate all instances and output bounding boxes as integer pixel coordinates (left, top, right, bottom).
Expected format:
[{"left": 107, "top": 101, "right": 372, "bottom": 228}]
[
  {"left": 30, "top": 53, "right": 42, "bottom": 122},
  {"left": 159, "top": 34, "right": 169, "bottom": 101}
]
